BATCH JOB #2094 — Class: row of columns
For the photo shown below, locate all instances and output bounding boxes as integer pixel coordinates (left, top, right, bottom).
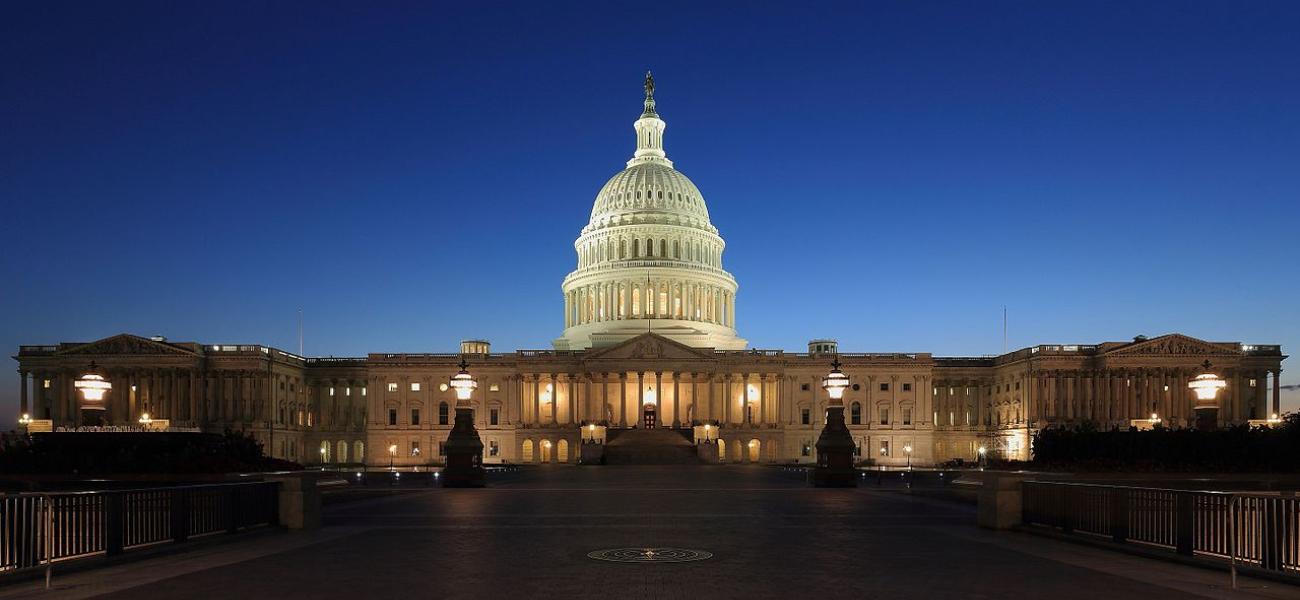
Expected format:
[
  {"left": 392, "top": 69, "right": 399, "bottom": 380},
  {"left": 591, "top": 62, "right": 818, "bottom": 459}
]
[
  {"left": 1034, "top": 368, "right": 1282, "bottom": 424},
  {"left": 564, "top": 280, "right": 734, "bottom": 328},
  {"left": 16, "top": 368, "right": 278, "bottom": 427},
  {"left": 515, "top": 371, "right": 784, "bottom": 428}
]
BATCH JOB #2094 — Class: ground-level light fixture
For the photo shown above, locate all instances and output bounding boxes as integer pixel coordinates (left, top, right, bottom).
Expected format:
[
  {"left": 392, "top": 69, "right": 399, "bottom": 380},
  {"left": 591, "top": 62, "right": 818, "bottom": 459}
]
[
  {"left": 18, "top": 413, "right": 32, "bottom": 425},
  {"left": 138, "top": 412, "right": 153, "bottom": 424},
  {"left": 812, "top": 355, "right": 857, "bottom": 487}
]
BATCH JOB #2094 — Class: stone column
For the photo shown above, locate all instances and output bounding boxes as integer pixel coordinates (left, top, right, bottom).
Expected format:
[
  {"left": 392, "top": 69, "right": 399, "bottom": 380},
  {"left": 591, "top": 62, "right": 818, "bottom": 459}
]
[
  {"left": 672, "top": 372, "right": 680, "bottom": 428},
  {"left": 690, "top": 373, "right": 699, "bottom": 425},
  {"left": 1274, "top": 369, "right": 1283, "bottom": 416},
  {"left": 654, "top": 371, "right": 663, "bottom": 426},
  {"left": 724, "top": 374, "right": 733, "bottom": 425},
  {"left": 56, "top": 370, "right": 69, "bottom": 424},
  {"left": 532, "top": 375, "right": 541, "bottom": 427},
  {"left": 549, "top": 374, "right": 558, "bottom": 425},
  {"left": 619, "top": 372, "right": 628, "bottom": 427},
  {"left": 636, "top": 372, "right": 645, "bottom": 427},
  {"left": 707, "top": 373, "right": 716, "bottom": 422},
  {"left": 759, "top": 374, "right": 768, "bottom": 427},
  {"left": 583, "top": 374, "right": 593, "bottom": 424},
  {"left": 18, "top": 370, "right": 28, "bottom": 416}
]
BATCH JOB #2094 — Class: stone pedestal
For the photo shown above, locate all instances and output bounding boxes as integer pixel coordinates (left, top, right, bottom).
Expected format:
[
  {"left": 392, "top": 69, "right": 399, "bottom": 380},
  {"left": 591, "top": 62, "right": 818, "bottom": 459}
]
[
  {"left": 812, "top": 405, "right": 857, "bottom": 487},
  {"left": 442, "top": 407, "right": 486, "bottom": 487},
  {"left": 696, "top": 440, "right": 719, "bottom": 463},
  {"left": 580, "top": 440, "right": 605, "bottom": 465},
  {"left": 976, "top": 473, "right": 1026, "bottom": 530},
  {"left": 264, "top": 473, "right": 321, "bottom": 530}
]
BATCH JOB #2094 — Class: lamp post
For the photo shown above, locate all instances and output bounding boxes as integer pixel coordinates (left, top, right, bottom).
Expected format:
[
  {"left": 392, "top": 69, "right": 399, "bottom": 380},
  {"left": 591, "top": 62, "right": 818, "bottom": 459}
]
[
  {"left": 1188, "top": 360, "right": 1228, "bottom": 431},
  {"left": 977, "top": 445, "right": 987, "bottom": 470},
  {"left": 74, "top": 361, "right": 112, "bottom": 426},
  {"left": 904, "top": 444, "right": 913, "bottom": 471},
  {"left": 812, "top": 357, "right": 857, "bottom": 487},
  {"left": 442, "top": 358, "right": 486, "bottom": 487},
  {"left": 388, "top": 443, "right": 397, "bottom": 471}
]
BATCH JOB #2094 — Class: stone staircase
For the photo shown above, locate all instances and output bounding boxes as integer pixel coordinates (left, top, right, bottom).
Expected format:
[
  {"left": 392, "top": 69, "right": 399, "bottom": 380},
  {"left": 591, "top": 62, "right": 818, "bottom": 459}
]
[{"left": 603, "top": 428, "right": 702, "bottom": 465}]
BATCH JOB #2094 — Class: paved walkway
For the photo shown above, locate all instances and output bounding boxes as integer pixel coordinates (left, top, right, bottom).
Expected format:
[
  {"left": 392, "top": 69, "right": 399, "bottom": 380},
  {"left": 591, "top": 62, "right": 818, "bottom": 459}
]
[{"left": 2, "top": 466, "right": 1295, "bottom": 599}]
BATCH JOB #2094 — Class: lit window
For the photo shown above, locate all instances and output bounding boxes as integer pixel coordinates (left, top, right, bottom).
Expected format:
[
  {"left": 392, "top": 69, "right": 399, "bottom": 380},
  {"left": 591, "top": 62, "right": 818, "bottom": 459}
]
[
  {"left": 361, "top": 387, "right": 367, "bottom": 396},
  {"left": 387, "top": 382, "right": 398, "bottom": 392},
  {"left": 1249, "top": 379, "right": 1257, "bottom": 387},
  {"left": 307, "top": 413, "right": 313, "bottom": 427},
  {"left": 801, "top": 442, "right": 811, "bottom": 457},
  {"left": 43, "top": 379, "right": 51, "bottom": 389},
  {"left": 411, "top": 441, "right": 421, "bottom": 457},
  {"left": 880, "top": 441, "right": 890, "bottom": 457},
  {"left": 346, "top": 388, "right": 352, "bottom": 396},
  {"left": 489, "top": 384, "right": 499, "bottom": 392},
  {"left": 329, "top": 387, "right": 335, "bottom": 396},
  {"left": 489, "top": 440, "right": 499, "bottom": 456},
  {"left": 410, "top": 382, "right": 421, "bottom": 392}
]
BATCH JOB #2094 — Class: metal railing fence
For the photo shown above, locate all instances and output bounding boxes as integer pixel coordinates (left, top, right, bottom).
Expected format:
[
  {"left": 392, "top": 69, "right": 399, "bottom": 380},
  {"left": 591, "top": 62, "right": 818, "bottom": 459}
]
[
  {"left": 2, "top": 482, "right": 279, "bottom": 585},
  {"left": 1022, "top": 481, "right": 1298, "bottom": 583}
]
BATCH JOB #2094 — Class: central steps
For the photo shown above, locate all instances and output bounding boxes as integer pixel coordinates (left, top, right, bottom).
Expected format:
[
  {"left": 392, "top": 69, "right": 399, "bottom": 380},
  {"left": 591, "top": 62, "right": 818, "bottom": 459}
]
[{"left": 603, "top": 428, "right": 701, "bottom": 465}]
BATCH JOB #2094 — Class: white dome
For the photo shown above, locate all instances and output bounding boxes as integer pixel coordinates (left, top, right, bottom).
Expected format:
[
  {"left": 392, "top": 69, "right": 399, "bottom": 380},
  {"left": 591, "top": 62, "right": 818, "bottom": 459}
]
[
  {"left": 555, "top": 73, "right": 745, "bottom": 352},
  {"left": 585, "top": 163, "right": 715, "bottom": 234}
]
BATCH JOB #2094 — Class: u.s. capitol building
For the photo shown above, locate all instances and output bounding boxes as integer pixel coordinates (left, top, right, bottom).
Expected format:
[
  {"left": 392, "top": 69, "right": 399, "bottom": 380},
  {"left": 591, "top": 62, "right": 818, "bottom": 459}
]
[{"left": 13, "top": 76, "right": 1286, "bottom": 467}]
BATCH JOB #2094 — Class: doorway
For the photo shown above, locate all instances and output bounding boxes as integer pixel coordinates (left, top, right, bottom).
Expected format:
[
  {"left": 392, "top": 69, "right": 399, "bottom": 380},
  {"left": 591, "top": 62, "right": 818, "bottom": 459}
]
[{"left": 644, "top": 405, "right": 657, "bottom": 429}]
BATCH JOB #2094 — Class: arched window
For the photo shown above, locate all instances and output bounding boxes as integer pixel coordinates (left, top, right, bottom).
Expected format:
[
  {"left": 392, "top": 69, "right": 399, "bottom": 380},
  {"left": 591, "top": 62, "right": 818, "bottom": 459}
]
[
  {"left": 438, "top": 402, "right": 450, "bottom": 425},
  {"left": 660, "top": 239, "right": 667, "bottom": 256},
  {"left": 337, "top": 440, "right": 348, "bottom": 463},
  {"left": 646, "top": 238, "right": 654, "bottom": 257},
  {"left": 353, "top": 441, "right": 364, "bottom": 462},
  {"left": 633, "top": 239, "right": 640, "bottom": 257},
  {"left": 850, "top": 402, "right": 862, "bottom": 425},
  {"left": 673, "top": 240, "right": 680, "bottom": 258},
  {"left": 619, "top": 239, "right": 626, "bottom": 259}
]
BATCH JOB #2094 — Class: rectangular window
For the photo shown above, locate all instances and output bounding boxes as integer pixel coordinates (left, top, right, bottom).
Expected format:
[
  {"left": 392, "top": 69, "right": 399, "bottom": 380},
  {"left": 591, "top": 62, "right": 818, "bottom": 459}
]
[
  {"left": 387, "top": 382, "right": 398, "bottom": 392},
  {"left": 411, "top": 441, "right": 421, "bottom": 457},
  {"left": 801, "top": 408, "right": 811, "bottom": 425},
  {"left": 879, "top": 383, "right": 889, "bottom": 392},
  {"left": 290, "top": 384, "right": 295, "bottom": 392},
  {"left": 388, "top": 409, "right": 397, "bottom": 426},
  {"left": 278, "top": 381, "right": 285, "bottom": 390},
  {"left": 902, "top": 383, "right": 912, "bottom": 392},
  {"left": 902, "top": 408, "right": 912, "bottom": 425},
  {"left": 801, "top": 442, "right": 811, "bottom": 457},
  {"left": 489, "top": 440, "right": 499, "bottom": 456},
  {"left": 362, "top": 387, "right": 367, "bottom": 396},
  {"left": 490, "top": 408, "right": 500, "bottom": 426},
  {"left": 43, "top": 379, "right": 51, "bottom": 389},
  {"left": 879, "top": 407, "right": 889, "bottom": 425},
  {"left": 439, "top": 442, "right": 446, "bottom": 456},
  {"left": 329, "top": 387, "right": 335, "bottom": 396},
  {"left": 965, "top": 387, "right": 971, "bottom": 396},
  {"left": 307, "top": 413, "right": 313, "bottom": 427},
  {"left": 879, "top": 441, "right": 890, "bottom": 457},
  {"left": 489, "top": 384, "right": 500, "bottom": 392},
  {"left": 410, "top": 382, "right": 421, "bottom": 392},
  {"left": 801, "top": 383, "right": 810, "bottom": 391},
  {"left": 1249, "top": 379, "right": 1257, "bottom": 387},
  {"left": 411, "top": 409, "right": 420, "bottom": 426},
  {"left": 949, "top": 411, "right": 955, "bottom": 426},
  {"left": 346, "top": 388, "right": 352, "bottom": 396},
  {"left": 965, "top": 411, "right": 971, "bottom": 426}
]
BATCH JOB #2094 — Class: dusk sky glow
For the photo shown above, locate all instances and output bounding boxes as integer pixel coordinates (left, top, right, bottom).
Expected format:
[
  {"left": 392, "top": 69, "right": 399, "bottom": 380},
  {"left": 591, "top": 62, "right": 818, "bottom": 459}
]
[{"left": 2, "top": 1, "right": 1299, "bottom": 424}]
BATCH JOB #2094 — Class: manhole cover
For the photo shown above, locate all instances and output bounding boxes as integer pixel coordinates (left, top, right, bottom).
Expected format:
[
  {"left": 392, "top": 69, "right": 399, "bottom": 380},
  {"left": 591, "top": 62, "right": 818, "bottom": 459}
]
[{"left": 587, "top": 548, "right": 713, "bottom": 563}]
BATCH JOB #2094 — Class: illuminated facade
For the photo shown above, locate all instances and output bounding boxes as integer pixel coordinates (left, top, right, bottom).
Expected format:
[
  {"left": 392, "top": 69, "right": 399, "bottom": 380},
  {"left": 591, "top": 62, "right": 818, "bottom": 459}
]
[{"left": 11, "top": 77, "right": 1286, "bottom": 467}]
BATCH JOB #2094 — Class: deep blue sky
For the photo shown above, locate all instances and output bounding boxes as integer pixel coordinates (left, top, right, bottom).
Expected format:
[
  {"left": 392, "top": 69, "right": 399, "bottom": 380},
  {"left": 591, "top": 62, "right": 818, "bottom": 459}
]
[{"left": 3, "top": 1, "right": 1298, "bottom": 424}]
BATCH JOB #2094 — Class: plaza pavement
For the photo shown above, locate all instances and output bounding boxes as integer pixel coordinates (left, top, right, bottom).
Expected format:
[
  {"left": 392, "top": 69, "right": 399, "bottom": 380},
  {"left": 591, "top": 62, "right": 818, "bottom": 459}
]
[{"left": 1, "top": 466, "right": 1296, "bottom": 599}]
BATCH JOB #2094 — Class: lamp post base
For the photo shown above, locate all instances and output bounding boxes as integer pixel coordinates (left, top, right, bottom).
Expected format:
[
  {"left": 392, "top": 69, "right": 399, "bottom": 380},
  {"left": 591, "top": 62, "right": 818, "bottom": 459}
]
[
  {"left": 813, "top": 405, "right": 858, "bottom": 488},
  {"left": 442, "top": 407, "right": 486, "bottom": 488}
]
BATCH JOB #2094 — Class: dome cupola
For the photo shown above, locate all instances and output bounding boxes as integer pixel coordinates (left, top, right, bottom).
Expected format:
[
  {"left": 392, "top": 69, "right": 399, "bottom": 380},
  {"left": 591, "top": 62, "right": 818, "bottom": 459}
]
[{"left": 554, "top": 73, "right": 745, "bottom": 351}]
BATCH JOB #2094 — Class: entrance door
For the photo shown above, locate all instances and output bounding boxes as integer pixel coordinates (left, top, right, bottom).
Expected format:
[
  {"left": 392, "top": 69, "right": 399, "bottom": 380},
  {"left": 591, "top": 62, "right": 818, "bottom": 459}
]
[{"left": 644, "top": 406, "right": 657, "bottom": 429}]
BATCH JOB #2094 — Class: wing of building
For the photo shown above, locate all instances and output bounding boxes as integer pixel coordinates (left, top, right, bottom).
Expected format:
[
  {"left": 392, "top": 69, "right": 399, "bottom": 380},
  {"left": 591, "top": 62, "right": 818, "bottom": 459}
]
[{"left": 11, "top": 76, "right": 1287, "bottom": 467}]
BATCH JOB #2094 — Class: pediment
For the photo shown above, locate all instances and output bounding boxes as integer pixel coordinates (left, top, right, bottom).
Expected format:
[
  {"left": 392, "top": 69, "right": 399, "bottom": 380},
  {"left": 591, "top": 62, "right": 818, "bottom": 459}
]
[
  {"left": 1104, "top": 334, "right": 1238, "bottom": 357},
  {"left": 583, "top": 333, "right": 713, "bottom": 361},
  {"left": 56, "top": 334, "right": 196, "bottom": 357}
]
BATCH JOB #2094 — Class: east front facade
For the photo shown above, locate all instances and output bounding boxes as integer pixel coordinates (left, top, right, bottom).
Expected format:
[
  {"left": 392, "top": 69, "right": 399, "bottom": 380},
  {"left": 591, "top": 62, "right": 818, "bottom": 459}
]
[{"left": 11, "top": 75, "right": 1287, "bottom": 467}]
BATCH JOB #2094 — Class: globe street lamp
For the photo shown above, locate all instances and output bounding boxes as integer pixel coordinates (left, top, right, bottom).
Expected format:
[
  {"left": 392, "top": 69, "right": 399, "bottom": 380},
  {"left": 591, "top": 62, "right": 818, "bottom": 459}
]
[
  {"left": 442, "top": 358, "right": 486, "bottom": 487},
  {"left": 812, "top": 357, "right": 857, "bottom": 487},
  {"left": 74, "top": 361, "right": 111, "bottom": 425},
  {"left": 1188, "top": 360, "right": 1228, "bottom": 431},
  {"left": 904, "top": 444, "right": 913, "bottom": 471}
]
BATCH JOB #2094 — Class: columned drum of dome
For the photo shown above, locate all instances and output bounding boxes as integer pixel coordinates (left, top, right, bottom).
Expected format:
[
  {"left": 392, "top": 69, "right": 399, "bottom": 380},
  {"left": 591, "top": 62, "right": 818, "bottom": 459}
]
[{"left": 555, "top": 73, "right": 746, "bottom": 351}]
